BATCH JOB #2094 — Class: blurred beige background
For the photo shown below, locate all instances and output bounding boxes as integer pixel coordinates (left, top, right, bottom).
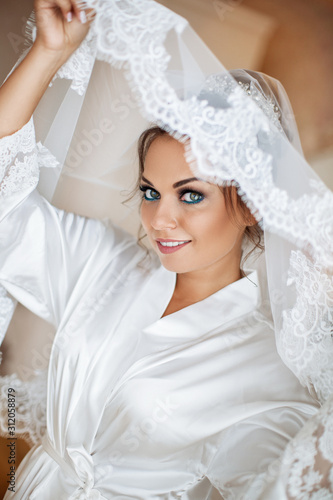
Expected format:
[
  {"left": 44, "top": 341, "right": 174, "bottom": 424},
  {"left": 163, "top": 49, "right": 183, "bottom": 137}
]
[{"left": 0, "top": 0, "right": 333, "bottom": 498}]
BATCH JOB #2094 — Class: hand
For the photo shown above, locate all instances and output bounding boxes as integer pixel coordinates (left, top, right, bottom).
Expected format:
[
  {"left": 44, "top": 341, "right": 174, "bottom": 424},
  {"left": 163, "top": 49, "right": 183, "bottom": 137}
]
[
  {"left": 0, "top": 0, "right": 96, "bottom": 137},
  {"left": 34, "top": 0, "right": 95, "bottom": 62}
]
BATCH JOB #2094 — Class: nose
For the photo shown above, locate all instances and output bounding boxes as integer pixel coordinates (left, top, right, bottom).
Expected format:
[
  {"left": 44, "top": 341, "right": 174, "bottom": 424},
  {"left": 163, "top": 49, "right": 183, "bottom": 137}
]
[{"left": 150, "top": 198, "right": 178, "bottom": 231}]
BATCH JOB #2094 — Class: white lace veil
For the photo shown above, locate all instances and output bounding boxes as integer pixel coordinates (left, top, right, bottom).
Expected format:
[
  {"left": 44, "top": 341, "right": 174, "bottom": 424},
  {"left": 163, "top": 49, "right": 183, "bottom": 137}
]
[{"left": 26, "top": 0, "right": 332, "bottom": 408}]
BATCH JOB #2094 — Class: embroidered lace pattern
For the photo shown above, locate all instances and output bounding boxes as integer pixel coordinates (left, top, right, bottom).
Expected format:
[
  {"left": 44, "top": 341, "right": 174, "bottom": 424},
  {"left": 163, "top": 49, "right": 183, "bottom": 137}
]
[
  {"left": 52, "top": 33, "right": 97, "bottom": 96},
  {"left": 49, "top": 4, "right": 333, "bottom": 494},
  {"left": 60, "top": 0, "right": 332, "bottom": 270},
  {"left": 0, "top": 370, "right": 47, "bottom": 447},
  {"left": 0, "top": 118, "right": 39, "bottom": 196},
  {"left": 240, "top": 396, "right": 333, "bottom": 499},
  {"left": 41, "top": 0, "right": 333, "bottom": 267},
  {"left": 280, "top": 251, "right": 333, "bottom": 405},
  {"left": 0, "top": 287, "right": 46, "bottom": 448},
  {"left": 0, "top": 118, "right": 50, "bottom": 447},
  {"left": 65, "top": 0, "right": 332, "bottom": 399},
  {"left": 25, "top": 11, "right": 97, "bottom": 96},
  {"left": 276, "top": 394, "right": 333, "bottom": 500}
]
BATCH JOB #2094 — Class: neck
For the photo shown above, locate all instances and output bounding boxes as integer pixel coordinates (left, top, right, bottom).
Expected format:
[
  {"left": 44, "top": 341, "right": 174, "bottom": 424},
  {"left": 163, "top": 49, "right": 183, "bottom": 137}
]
[{"left": 174, "top": 255, "right": 242, "bottom": 305}]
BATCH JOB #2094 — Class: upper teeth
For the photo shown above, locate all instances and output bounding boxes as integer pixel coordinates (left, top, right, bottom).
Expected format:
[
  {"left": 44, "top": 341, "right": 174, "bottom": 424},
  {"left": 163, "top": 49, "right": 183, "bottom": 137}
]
[{"left": 159, "top": 241, "right": 189, "bottom": 247}]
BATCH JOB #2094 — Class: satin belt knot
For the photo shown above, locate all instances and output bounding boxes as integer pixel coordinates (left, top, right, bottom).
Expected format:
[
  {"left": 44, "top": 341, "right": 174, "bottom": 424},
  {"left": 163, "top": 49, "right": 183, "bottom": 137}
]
[{"left": 41, "top": 435, "right": 102, "bottom": 499}]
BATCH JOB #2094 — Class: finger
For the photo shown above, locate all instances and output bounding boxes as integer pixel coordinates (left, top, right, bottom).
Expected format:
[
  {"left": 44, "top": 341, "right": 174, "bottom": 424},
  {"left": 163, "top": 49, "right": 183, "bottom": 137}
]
[
  {"left": 54, "top": 0, "right": 73, "bottom": 21},
  {"left": 72, "top": 0, "right": 88, "bottom": 24}
]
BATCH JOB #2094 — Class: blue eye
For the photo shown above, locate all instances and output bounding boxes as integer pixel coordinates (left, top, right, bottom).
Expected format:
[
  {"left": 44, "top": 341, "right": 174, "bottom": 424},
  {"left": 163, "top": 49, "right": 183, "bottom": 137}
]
[
  {"left": 140, "top": 187, "right": 160, "bottom": 201},
  {"left": 181, "top": 191, "right": 204, "bottom": 204},
  {"left": 139, "top": 185, "right": 204, "bottom": 204}
]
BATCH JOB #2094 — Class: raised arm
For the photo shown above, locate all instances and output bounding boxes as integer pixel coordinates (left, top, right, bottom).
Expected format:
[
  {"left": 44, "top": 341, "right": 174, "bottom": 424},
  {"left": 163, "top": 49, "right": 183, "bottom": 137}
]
[
  {"left": 0, "top": 0, "right": 94, "bottom": 138},
  {"left": 0, "top": 0, "right": 139, "bottom": 327}
]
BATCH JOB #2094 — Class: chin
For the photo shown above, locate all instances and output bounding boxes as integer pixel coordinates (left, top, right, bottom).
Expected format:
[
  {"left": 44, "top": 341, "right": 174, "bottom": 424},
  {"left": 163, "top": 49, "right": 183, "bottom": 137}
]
[
  {"left": 161, "top": 264, "right": 190, "bottom": 274},
  {"left": 157, "top": 256, "right": 195, "bottom": 274}
]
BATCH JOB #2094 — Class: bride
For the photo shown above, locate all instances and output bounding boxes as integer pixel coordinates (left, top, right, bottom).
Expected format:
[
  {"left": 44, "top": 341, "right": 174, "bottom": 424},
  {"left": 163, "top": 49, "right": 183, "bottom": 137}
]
[{"left": 0, "top": 0, "right": 332, "bottom": 498}]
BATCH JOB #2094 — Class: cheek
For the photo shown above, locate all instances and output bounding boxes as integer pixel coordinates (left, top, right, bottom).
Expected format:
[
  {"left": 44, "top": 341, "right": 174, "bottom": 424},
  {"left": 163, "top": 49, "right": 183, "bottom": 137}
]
[{"left": 196, "top": 209, "right": 241, "bottom": 245}]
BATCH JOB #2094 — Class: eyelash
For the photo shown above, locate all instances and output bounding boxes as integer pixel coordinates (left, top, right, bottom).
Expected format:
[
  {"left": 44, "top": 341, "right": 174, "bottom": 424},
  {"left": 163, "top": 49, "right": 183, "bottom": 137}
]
[{"left": 139, "top": 185, "right": 205, "bottom": 204}]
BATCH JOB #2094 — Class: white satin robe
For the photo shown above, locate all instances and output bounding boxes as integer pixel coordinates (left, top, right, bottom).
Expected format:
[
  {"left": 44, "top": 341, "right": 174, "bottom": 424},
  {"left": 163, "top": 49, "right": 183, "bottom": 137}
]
[{"left": 0, "top": 121, "right": 319, "bottom": 499}]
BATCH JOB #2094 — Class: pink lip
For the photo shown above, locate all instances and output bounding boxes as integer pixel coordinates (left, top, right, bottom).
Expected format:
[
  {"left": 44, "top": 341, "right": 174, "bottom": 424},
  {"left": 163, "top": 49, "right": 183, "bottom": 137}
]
[{"left": 156, "top": 239, "right": 191, "bottom": 254}]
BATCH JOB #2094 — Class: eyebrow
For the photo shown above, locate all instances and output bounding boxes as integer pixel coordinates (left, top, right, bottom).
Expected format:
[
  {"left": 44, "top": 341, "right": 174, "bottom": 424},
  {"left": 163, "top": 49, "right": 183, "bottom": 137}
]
[{"left": 141, "top": 176, "right": 201, "bottom": 189}]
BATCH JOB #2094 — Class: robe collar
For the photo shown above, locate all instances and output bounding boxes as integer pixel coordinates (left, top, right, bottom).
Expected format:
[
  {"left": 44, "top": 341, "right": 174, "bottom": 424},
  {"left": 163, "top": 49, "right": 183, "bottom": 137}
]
[{"left": 142, "top": 264, "right": 260, "bottom": 341}]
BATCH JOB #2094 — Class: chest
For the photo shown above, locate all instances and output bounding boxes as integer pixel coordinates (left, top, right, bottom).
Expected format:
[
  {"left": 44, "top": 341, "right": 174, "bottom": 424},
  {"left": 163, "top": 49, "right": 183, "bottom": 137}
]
[{"left": 49, "top": 261, "right": 266, "bottom": 447}]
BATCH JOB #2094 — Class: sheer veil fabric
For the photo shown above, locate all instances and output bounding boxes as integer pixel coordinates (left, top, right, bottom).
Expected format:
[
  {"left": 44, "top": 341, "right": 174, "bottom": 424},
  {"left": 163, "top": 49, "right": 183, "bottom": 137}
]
[
  {"left": 0, "top": 0, "right": 333, "bottom": 498},
  {"left": 32, "top": 0, "right": 332, "bottom": 400}
]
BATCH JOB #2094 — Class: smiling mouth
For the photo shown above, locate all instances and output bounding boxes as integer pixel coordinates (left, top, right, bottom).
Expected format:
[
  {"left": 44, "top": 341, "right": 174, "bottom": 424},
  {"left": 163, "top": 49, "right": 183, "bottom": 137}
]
[{"left": 156, "top": 240, "right": 191, "bottom": 254}]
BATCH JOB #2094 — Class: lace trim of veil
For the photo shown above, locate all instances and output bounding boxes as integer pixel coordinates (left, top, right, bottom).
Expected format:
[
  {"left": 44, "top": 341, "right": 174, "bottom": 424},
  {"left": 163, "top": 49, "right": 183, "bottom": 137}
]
[
  {"left": 49, "top": 1, "right": 333, "bottom": 496},
  {"left": 51, "top": 0, "right": 333, "bottom": 401},
  {"left": 249, "top": 394, "right": 333, "bottom": 499}
]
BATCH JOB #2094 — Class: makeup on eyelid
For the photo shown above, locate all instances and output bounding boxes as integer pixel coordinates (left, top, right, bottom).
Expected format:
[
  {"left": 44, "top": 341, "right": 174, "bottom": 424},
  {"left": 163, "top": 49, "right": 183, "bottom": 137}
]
[{"left": 139, "top": 185, "right": 206, "bottom": 204}]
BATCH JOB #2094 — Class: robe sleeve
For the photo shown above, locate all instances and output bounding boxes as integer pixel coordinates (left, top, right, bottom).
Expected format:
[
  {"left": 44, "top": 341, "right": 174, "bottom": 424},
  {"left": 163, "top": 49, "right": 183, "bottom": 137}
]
[
  {"left": 205, "top": 406, "right": 316, "bottom": 499},
  {"left": 0, "top": 118, "right": 134, "bottom": 327}
]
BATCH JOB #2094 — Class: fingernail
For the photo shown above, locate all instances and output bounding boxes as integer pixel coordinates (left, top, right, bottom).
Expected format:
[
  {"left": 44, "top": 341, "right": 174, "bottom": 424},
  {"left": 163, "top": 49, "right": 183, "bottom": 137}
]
[
  {"left": 66, "top": 12, "right": 73, "bottom": 22},
  {"left": 80, "top": 10, "right": 87, "bottom": 23}
]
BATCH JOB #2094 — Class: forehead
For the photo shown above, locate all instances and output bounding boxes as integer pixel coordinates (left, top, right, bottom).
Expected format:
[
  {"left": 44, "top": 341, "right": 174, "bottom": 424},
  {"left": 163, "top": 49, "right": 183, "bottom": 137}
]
[{"left": 143, "top": 135, "right": 194, "bottom": 180}]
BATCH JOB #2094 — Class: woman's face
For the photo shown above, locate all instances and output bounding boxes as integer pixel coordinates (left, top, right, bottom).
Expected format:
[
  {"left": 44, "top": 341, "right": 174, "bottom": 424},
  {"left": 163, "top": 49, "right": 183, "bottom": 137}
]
[{"left": 140, "top": 135, "right": 246, "bottom": 276}]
